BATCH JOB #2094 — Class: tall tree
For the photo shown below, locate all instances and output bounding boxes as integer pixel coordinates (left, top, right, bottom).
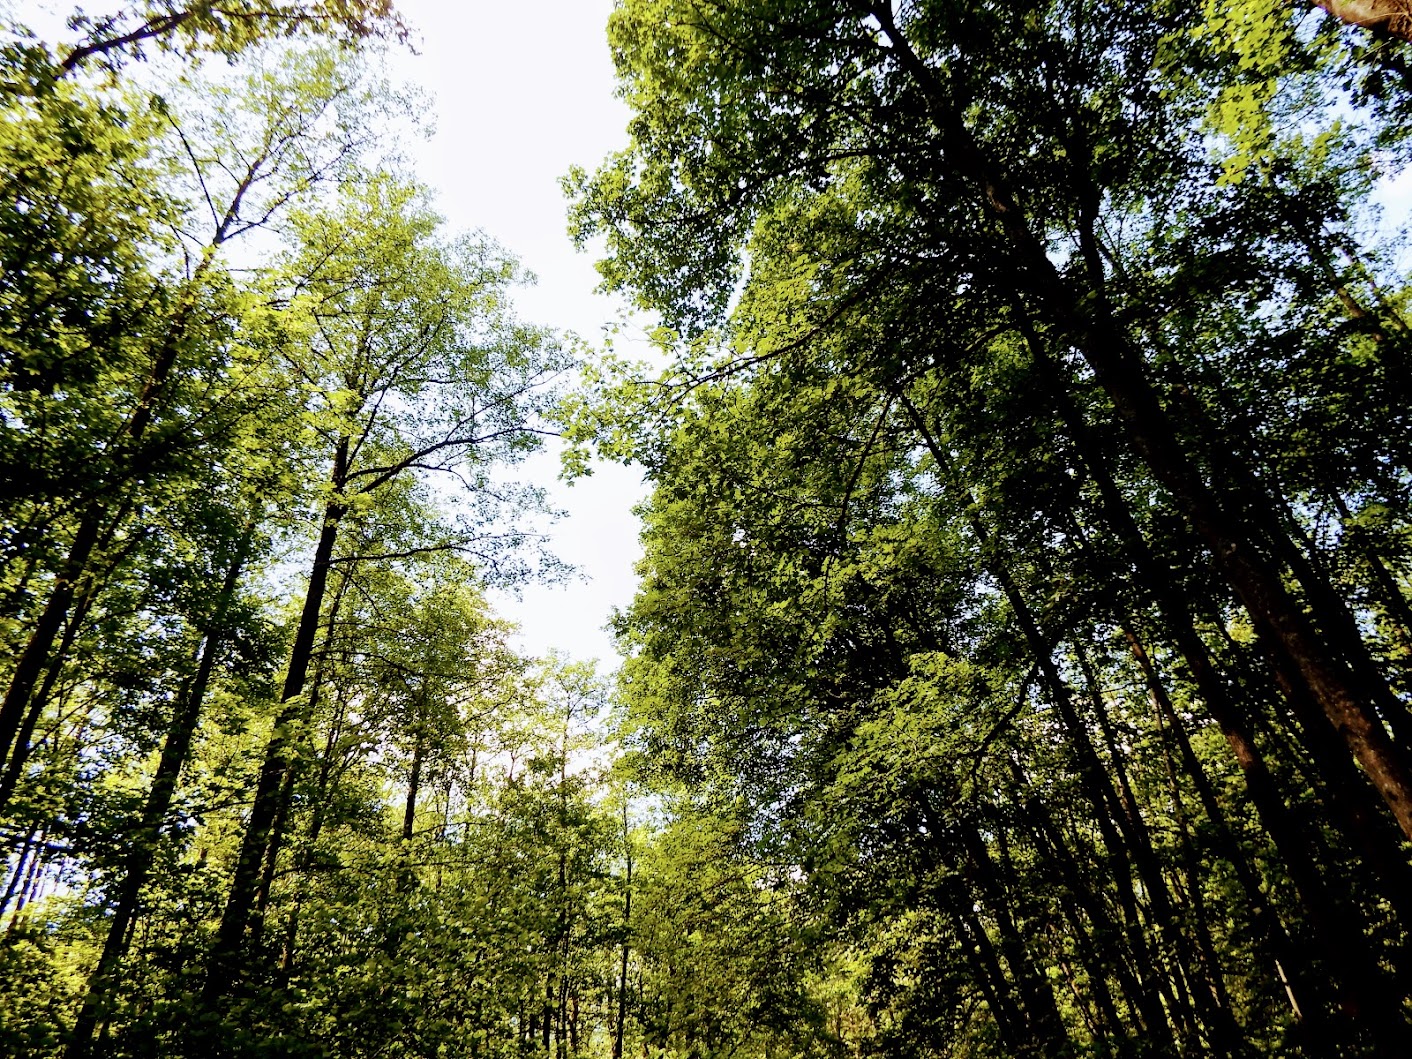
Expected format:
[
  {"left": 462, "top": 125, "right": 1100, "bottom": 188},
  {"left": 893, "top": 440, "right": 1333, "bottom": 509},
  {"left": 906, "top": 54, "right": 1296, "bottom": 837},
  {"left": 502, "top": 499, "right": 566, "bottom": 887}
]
[
  {"left": 197, "top": 171, "right": 563, "bottom": 1024},
  {"left": 568, "top": 1, "right": 1412, "bottom": 1049}
]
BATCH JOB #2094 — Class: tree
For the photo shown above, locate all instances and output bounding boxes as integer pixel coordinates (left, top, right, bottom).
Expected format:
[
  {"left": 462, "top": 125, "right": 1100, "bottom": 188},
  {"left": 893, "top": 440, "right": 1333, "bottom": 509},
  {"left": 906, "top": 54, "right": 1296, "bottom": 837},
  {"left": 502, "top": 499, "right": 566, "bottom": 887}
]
[
  {"left": 0, "top": 39, "right": 403, "bottom": 813},
  {"left": 197, "top": 171, "right": 563, "bottom": 1028},
  {"left": 569, "top": 0, "right": 1412, "bottom": 1050},
  {"left": 54, "top": 0, "right": 407, "bottom": 77}
]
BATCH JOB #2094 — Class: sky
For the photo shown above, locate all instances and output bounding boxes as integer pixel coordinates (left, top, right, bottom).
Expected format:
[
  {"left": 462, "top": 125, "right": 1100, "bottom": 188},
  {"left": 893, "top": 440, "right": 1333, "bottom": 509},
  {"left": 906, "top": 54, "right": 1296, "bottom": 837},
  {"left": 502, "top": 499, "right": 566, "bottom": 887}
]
[{"left": 376, "top": 1, "right": 649, "bottom": 668}]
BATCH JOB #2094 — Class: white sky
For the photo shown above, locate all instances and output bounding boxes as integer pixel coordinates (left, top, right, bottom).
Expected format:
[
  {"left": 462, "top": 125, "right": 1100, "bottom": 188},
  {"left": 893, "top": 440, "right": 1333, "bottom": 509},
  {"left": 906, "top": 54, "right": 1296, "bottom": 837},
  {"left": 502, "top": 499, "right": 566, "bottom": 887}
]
[{"left": 380, "top": 1, "right": 647, "bottom": 668}]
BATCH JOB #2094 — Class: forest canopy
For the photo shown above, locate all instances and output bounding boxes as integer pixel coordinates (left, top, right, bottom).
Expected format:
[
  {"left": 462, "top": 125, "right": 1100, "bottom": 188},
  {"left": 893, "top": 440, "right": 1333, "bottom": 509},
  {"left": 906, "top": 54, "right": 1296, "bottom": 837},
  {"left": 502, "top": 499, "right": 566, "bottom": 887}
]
[{"left": 3, "top": 1, "right": 1412, "bottom": 1058}]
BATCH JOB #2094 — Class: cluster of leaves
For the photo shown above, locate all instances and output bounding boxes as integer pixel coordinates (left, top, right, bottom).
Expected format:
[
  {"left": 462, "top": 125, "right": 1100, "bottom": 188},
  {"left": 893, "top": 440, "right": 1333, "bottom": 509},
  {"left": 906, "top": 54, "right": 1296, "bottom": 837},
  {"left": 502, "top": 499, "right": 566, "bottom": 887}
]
[{"left": 568, "top": 1, "right": 1412, "bottom": 1057}]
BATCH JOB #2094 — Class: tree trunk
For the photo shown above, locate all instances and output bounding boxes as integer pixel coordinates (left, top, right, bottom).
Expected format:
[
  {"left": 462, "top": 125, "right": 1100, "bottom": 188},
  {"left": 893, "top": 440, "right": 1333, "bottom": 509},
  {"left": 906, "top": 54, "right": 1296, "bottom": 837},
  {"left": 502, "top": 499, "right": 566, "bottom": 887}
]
[
  {"left": 0, "top": 576, "right": 98, "bottom": 814},
  {"left": 5, "top": 828, "right": 47, "bottom": 934},
  {"left": 403, "top": 729, "right": 425, "bottom": 843},
  {"left": 1073, "top": 644, "right": 1242, "bottom": 1056},
  {"left": 0, "top": 515, "right": 101, "bottom": 775},
  {"left": 902, "top": 394, "right": 1184, "bottom": 1046},
  {"left": 613, "top": 803, "right": 632, "bottom": 1059},
  {"left": 200, "top": 440, "right": 349, "bottom": 1016},
  {"left": 1018, "top": 313, "right": 1405, "bottom": 1037},
  {"left": 954, "top": 821, "right": 1073, "bottom": 1055},
  {"left": 1122, "top": 626, "right": 1335, "bottom": 1038},
  {"left": 937, "top": 867, "right": 1025, "bottom": 1049},
  {"left": 0, "top": 825, "right": 39, "bottom": 919},
  {"left": 1313, "top": 1, "right": 1412, "bottom": 41},
  {"left": 1017, "top": 764, "right": 1151, "bottom": 1033},
  {"left": 0, "top": 245, "right": 222, "bottom": 780},
  {"left": 870, "top": 1, "right": 1412, "bottom": 850},
  {"left": 66, "top": 531, "right": 251, "bottom": 1059}
]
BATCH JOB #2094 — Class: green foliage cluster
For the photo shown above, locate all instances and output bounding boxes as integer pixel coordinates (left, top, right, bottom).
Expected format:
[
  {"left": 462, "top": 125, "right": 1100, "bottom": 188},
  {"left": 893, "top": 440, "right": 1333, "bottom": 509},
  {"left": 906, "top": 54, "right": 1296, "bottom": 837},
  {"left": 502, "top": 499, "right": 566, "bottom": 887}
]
[{"left": 564, "top": 1, "right": 1412, "bottom": 1057}]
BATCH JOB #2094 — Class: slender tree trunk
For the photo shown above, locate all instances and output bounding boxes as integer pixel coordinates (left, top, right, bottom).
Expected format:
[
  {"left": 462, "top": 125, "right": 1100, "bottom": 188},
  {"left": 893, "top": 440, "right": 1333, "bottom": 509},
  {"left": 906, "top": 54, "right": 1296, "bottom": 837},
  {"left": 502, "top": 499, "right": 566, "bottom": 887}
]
[
  {"left": 0, "top": 246, "right": 222, "bottom": 780},
  {"left": 542, "top": 971, "right": 554, "bottom": 1055},
  {"left": 613, "top": 803, "right": 632, "bottom": 1059},
  {"left": 5, "top": 827, "right": 46, "bottom": 934},
  {"left": 252, "top": 763, "right": 299, "bottom": 927},
  {"left": 1328, "top": 491, "right": 1412, "bottom": 671},
  {"left": 65, "top": 531, "right": 251, "bottom": 1059},
  {"left": 1075, "top": 645, "right": 1244, "bottom": 1055},
  {"left": 953, "top": 821, "right": 1072, "bottom": 1055},
  {"left": 1096, "top": 645, "right": 1248, "bottom": 1047},
  {"left": 278, "top": 669, "right": 347, "bottom": 974},
  {"left": 1075, "top": 643, "right": 1241, "bottom": 1051},
  {"left": 558, "top": 966, "right": 570, "bottom": 1059},
  {"left": 1278, "top": 653, "right": 1412, "bottom": 909},
  {"left": 0, "top": 516, "right": 101, "bottom": 774},
  {"left": 0, "top": 516, "right": 153, "bottom": 813},
  {"left": 1122, "top": 625, "right": 1335, "bottom": 1044},
  {"left": 937, "top": 870, "right": 1025, "bottom": 1049},
  {"left": 1018, "top": 764, "right": 1150, "bottom": 1033},
  {"left": 1005, "top": 295, "right": 1405, "bottom": 1040},
  {"left": 902, "top": 394, "right": 1182, "bottom": 1047},
  {"left": 1191, "top": 421, "right": 1412, "bottom": 760},
  {"left": 200, "top": 441, "right": 349, "bottom": 1015},
  {"left": 0, "top": 825, "right": 38, "bottom": 918},
  {"left": 0, "top": 573, "right": 104, "bottom": 814},
  {"left": 403, "top": 729, "right": 425, "bottom": 843},
  {"left": 1045, "top": 865, "right": 1128, "bottom": 1040}
]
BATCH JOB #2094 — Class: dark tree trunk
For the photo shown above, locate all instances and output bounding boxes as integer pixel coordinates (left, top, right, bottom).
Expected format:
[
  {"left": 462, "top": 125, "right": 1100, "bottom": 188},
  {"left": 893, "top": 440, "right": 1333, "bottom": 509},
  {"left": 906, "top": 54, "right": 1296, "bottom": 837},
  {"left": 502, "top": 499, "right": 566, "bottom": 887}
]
[
  {"left": 1122, "top": 626, "right": 1334, "bottom": 1040},
  {"left": 1017, "top": 765, "right": 1151, "bottom": 1033},
  {"left": 901, "top": 395, "right": 1182, "bottom": 1046},
  {"left": 0, "top": 515, "right": 101, "bottom": 775},
  {"left": 0, "top": 825, "right": 39, "bottom": 919},
  {"left": 954, "top": 821, "right": 1073, "bottom": 1055},
  {"left": 937, "top": 867, "right": 1025, "bottom": 1049},
  {"left": 403, "top": 730, "right": 425, "bottom": 843},
  {"left": 0, "top": 575, "right": 99, "bottom": 814},
  {"left": 1072, "top": 644, "right": 1244, "bottom": 1055},
  {"left": 66, "top": 531, "right": 251, "bottom": 1059},
  {"left": 870, "top": 2, "right": 1412, "bottom": 851},
  {"left": 613, "top": 803, "right": 632, "bottom": 1059},
  {"left": 200, "top": 439, "right": 349, "bottom": 1017},
  {"left": 0, "top": 255, "right": 219, "bottom": 781}
]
